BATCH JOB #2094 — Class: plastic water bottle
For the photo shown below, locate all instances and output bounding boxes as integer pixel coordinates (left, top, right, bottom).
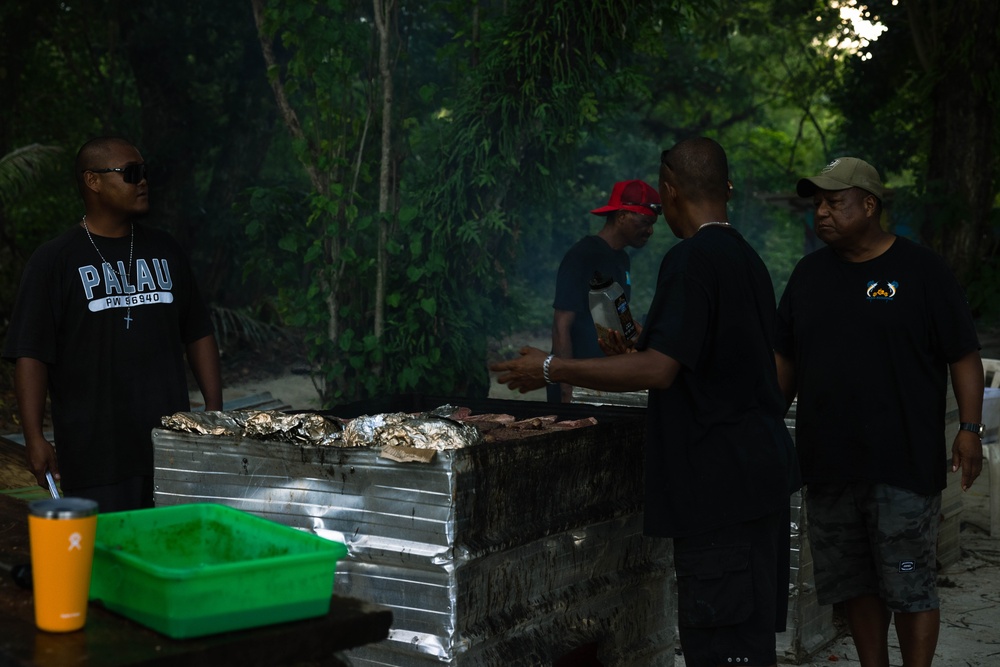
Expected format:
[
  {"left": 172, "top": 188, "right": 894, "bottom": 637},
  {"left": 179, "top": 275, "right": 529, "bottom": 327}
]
[{"left": 588, "top": 272, "right": 637, "bottom": 344}]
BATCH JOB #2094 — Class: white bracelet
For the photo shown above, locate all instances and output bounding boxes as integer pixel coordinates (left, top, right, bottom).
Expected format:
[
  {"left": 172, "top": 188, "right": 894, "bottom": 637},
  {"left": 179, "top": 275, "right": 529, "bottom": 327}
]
[{"left": 543, "top": 354, "right": 555, "bottom": 384}]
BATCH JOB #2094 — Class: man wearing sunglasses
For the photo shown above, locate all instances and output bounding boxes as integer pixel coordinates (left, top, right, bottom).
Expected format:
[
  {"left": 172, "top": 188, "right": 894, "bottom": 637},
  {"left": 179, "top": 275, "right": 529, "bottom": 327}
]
[
  {"left": 3, "top": 136, "right": 222, "bottom": 512},
  {"left": 548, "top": 179, "right": 660, "bottom": 402}
]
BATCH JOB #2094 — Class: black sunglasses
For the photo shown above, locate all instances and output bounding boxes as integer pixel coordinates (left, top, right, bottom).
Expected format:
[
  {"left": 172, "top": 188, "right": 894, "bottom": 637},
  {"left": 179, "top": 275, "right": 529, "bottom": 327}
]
[
  {"left": 85, "top": 163, "right": 148, "bottom": 184},
  {"left": 624, "top": 201, "right": 662, "bottom": 215}
]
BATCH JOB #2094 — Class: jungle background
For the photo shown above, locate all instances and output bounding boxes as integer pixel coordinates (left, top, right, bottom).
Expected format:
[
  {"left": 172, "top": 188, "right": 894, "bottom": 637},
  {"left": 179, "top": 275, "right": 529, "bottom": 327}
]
[{"left": 1, "top": 0, "right": 998, "bottom": 426}]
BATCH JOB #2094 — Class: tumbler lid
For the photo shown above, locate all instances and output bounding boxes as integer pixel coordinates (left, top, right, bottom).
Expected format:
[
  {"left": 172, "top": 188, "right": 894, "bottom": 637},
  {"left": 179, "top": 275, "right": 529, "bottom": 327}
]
[
  {"left": 28, "top": 498, "right": 99, "bottom": 519},
  {"left": 589, "top": 271, "right": 613, "bottom": 290}
]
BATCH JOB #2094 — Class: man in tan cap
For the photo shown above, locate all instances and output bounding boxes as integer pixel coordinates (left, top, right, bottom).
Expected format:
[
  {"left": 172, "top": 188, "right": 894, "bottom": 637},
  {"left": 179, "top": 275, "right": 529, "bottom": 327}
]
[
  {"left": 548, "top": 179, "right": 660, "bottom": 402},
  {"left": 774, "top": 157, "right": 984, "bottom": 666}
]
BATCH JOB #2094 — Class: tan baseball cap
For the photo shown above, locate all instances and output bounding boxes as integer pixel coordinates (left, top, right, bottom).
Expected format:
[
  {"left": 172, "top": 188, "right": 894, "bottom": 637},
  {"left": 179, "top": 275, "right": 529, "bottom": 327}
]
[{"left": 797, "top": 157, "right": 884, "bottom": 201}]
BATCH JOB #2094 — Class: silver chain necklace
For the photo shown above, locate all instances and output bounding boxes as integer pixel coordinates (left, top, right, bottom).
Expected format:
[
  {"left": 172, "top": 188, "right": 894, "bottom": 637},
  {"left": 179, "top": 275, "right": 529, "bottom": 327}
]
[
  {"left": 82, "top": 215, "right": 135, "bottom": 330},
  {"left": 697, "top": 221, "right": 732, "bottom": 232}
]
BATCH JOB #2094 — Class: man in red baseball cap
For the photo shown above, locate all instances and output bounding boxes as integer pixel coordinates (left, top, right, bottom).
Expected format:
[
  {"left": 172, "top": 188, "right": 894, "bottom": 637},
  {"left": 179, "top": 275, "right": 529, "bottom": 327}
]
[{"left": 548, "top": 179, "right": 660, "bottom": 402}]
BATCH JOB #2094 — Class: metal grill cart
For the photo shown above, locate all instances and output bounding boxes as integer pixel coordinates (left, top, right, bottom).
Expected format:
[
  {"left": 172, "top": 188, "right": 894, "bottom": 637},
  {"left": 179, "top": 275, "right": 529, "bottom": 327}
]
[
  {"left": 780, "top": 403, "right": 838, "bottom": 663},
  {"left": 978, "top": 359, "right": 1000, "bottom": 538},
  {"left": 152, "top": 396, "right": 675, "bottom": 667}
]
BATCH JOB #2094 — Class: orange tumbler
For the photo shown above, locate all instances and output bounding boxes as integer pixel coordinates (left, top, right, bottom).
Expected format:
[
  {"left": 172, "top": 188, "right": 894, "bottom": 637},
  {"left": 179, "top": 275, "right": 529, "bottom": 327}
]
[{"left": 28, "top": 498, "right": 99, "bottom": 632}]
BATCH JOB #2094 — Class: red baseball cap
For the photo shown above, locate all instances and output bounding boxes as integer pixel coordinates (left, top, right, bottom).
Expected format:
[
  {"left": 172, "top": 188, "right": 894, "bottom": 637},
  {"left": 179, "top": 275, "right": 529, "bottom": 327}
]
[{"left": 590, "top": 180, "right": 661, "bottom": 217}]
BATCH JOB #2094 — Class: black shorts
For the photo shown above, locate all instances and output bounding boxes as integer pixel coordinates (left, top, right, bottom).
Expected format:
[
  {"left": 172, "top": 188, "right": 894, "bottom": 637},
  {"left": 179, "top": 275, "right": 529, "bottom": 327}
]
[{"left": 673, "top": 507, "right": 790, "bottom": 667}]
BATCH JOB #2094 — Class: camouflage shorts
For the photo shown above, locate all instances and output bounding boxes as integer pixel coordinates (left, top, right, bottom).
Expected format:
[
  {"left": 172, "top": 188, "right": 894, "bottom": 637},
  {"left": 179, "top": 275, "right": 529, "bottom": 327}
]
[{"left": 805, "top": 482, "right": 941, "bottom": 613}]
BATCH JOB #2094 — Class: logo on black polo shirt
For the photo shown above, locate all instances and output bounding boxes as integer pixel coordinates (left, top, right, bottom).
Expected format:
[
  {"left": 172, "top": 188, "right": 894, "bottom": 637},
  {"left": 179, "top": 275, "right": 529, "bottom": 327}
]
[{"left": 866, "top": 280, "right": 897, "bottom": 301}]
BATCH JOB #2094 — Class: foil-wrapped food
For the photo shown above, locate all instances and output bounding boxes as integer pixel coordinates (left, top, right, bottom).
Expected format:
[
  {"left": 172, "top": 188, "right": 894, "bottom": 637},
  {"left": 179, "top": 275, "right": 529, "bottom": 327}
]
[
  {"left": 341, "top": 412, "right": 410, "bottom": 448},
  {"left": 372, "top": 416, "right": 482, "bottom": 450},
  {"left": 161, "top": 410, "right": 343, "bottom": 446},
  {"left": 162, "top": 404, "right": 597, "bottom": 452}
]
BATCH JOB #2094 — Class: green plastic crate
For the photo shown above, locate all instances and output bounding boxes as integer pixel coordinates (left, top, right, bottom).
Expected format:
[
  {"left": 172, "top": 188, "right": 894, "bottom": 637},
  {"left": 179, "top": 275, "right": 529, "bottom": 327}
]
[{"left": 89, "top": 503, "right": 347, "bottom": 638}]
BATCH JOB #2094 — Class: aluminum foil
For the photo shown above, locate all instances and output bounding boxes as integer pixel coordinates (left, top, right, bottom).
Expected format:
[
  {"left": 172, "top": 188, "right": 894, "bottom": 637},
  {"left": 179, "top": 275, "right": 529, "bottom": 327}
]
[
  {"left": 340, "top": 411, "right": 482, "bottom": 450},
  {"left": 162, "top": 399, "right": 608, "bottom": 456},
  {"left": 161, "top": 410, "right": 342, "bottom": 446},
  {"left": 341, "top": 412, "right": 410, "bottom": 448},
  {"left": 160, "top": 410, "right": 247, "bottom": 435},
  {"left": 372, "top": 416, "right": 482, "bottom": 450},
  {"left": 242, "top": 411, "right": 342, "bottom": 445},
  {"left": 163, "top": 407, "right": 481, "bottom": 450}
]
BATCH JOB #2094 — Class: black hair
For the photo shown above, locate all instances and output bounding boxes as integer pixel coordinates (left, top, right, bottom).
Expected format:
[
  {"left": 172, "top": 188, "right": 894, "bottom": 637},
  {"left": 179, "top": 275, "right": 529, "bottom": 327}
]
[
  {"left": 660, "top": 137, "right": 729, "bottom": 203},
  {"left": 74, "top": 137, "right": 136, "bottom": 195}
]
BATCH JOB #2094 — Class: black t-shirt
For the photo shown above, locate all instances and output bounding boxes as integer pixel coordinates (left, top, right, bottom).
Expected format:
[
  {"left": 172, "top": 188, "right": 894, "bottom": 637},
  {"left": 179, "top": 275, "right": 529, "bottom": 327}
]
[
  {"left": 775, "top": 236, "right": 980, "bottom": 494},
  {"left": 637, "top": 226, "right": 799, "bottom": 538},
  {"left": 552, "top": 235, "right": 631, "bottom": 359},
  {"left": 2, "top": 224, "right": 213, "bottom": 489}
]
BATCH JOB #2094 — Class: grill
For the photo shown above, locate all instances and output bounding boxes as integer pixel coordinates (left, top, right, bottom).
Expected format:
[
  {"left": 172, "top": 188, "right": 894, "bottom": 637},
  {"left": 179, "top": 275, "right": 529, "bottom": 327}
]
[{"left": 152, "top": 395, "right": 675, "bottom": 666}]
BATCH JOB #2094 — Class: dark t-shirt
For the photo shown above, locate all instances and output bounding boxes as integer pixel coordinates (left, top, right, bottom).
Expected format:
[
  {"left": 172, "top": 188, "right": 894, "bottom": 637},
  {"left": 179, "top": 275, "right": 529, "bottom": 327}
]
[
  {"left": 552, "top": 235, "right": 631, "bottom": 360},
  {"left": 774, "top": 236, "right": 980, "bottom": 494},
  {"left": 637, "top": 226, "right": 799, "bottom": 538},
  {"left": 2, "top": 224, "right": 213, "bottom": 489}
]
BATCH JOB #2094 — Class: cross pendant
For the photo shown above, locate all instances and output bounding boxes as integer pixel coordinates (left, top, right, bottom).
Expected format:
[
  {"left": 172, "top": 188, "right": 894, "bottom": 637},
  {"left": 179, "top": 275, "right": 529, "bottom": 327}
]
[{"left": 124, "top": 309, "right": 133, "bottom": 329}]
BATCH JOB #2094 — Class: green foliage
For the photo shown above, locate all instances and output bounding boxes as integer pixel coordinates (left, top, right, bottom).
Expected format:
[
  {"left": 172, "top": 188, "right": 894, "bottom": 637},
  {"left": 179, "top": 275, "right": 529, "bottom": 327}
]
[
  {"left": 825, "top": 1, "right": 927, "bottom": 174},
  {"left": 395, "top": 0, "right": 663, "bottom": 394},
  {"left": 0, "top": 145, "right": 64, "bottom": 208},
  {"left": 507, "top": 0, "right": 837, "bottom": 313},
  {"left": 968, "top": 260, "right": 1000, "bottom": 321},
  {"left": 0, "top": 144, "right": 69, "bottom": 345},
  {"left": 8, "top": 0, "right": 992, "bottom": 407},
  {"left": 968, "top": 216, "right": 1000, "bottom": 320},
  {"left": 826, "top": 0, "right": 1000, "bottom": 292},
  {"left": 0, "top": 143, "right": 65, "bottom": 266},
  {"left": 248, "top": 0, "right": 675, "bottom": 402},
  {"left": 252, "top": 0, "right": 384, "bottom": 402},
  {"left": 210, "top": 306, "right": 291, "bottom": 349},
  {"left": 246, "top": 0, "right": 843, "bottom": 402}
]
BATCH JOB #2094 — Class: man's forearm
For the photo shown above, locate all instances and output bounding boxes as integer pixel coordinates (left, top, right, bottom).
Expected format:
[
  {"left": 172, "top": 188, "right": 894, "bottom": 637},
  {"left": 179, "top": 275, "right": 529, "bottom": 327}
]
[
  {"left": 187, "top": 335, "right": 223, "bottom": 410},
  {"left": 774, "top": 352, "right": 797, "bottom": 411},
  {"left": 950, "top": 350, "right": 985, "bottom": 424},
  {"left": 548, "top": 348, "right": 679, "bottom": 393},
  {"left": 13, "top": 357, "right": 49, "bottom": 439}
]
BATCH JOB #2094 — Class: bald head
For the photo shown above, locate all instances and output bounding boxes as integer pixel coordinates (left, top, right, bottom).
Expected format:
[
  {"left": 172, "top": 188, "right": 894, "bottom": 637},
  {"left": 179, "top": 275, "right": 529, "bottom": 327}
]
[
  {"left": 660, "top": 137, "right": 730, "bottom": 203},
  {"left": 75, "top": 137, "right": 137, "bottom": 196}
]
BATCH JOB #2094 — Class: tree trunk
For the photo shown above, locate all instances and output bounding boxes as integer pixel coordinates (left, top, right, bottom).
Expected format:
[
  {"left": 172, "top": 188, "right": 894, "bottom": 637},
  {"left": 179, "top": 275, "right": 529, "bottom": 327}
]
[
  {"left": 373, "top": 0, "right": 395, "bottom": 346},
  {"left": 914, "top": 0, "right": 999, "bottom": 286},
  {"left": 251, "top": 0, "right": 341, "bottom": 398}
]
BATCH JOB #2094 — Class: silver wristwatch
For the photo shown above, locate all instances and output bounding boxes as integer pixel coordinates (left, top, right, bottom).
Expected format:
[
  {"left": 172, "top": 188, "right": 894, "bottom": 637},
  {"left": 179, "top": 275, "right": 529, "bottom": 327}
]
[{"left": 959, "top": 422, "right": 985, "bottom": 438}]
